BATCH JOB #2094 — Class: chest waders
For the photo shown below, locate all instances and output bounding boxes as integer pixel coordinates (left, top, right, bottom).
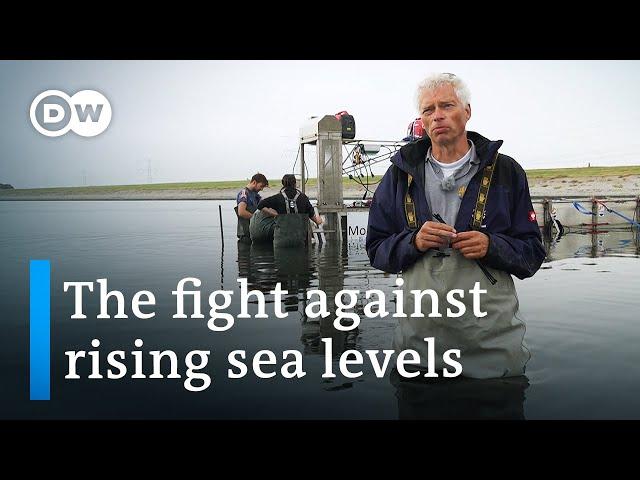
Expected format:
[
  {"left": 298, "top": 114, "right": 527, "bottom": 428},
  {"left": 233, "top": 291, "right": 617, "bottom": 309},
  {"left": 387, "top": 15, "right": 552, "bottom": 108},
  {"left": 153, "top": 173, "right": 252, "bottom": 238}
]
[
  {"left": 235, "top": 198, "right": 255, "bottom": 242},
  {"left": 273, "top": 189, "right": 309, "bottom": 248},
  {"left": 398, "top": 157, "right": 531, "bottom": 378}
]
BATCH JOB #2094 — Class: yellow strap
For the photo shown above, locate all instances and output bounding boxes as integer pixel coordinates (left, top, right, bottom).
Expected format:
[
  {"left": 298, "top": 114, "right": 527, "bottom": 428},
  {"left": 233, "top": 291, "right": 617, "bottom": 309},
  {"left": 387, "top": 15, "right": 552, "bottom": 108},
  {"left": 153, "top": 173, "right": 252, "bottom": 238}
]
[
  {"left": 404, "top": 152, "right": 499, "bottom": 230},
  {"left": 404, "top": 173, "right": 417, "bottom": 228},
  {"left": 472, "top": 152, "right": 499, "bottom": 229}
]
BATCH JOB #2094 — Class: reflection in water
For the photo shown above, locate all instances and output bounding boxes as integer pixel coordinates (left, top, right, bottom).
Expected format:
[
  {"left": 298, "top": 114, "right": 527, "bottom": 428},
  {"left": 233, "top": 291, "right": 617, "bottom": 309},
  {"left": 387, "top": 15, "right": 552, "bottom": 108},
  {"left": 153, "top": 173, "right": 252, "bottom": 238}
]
[
  {"left": 313, "top": 243, "right": 359, "bottom": 356},
  {"left": 231, "top": 207, "right": 639, "bottom": 419},
  {"left": 390, "top": 370, "right": 530, "bottom": 420},
  {"left": 300, "top": 318, "right": 358, "bottom": 356},
  {"left": 3, "top": 201, "right": 640, "bottom": 419},
  {"left": 543, "top": 227, "right": 640, "bottom": 261},
  {"left": 237, "top": 241, "right": 312, "bottom": 292},
  {"left": 237, "top": 240, "right": 360, "bottom": 357}
]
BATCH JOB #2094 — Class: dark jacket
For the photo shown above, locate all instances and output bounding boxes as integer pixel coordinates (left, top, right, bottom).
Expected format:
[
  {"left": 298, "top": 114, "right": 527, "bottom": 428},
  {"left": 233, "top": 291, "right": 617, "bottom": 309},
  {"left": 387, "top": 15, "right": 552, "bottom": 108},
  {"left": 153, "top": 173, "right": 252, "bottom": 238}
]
[
  {"left": 365, "top": 131, "right": 546, "bottom": 279},
  {"left": 257, "top": 188, "right": 316, "bottom": 219}
]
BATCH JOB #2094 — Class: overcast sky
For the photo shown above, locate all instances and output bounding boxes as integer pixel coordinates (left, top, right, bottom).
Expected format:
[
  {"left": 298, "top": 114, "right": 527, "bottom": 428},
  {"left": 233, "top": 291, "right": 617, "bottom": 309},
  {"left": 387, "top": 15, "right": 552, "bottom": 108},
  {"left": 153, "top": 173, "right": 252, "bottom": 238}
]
[{"left": 1, "top": 60, "right": 639, "bottom": 189}]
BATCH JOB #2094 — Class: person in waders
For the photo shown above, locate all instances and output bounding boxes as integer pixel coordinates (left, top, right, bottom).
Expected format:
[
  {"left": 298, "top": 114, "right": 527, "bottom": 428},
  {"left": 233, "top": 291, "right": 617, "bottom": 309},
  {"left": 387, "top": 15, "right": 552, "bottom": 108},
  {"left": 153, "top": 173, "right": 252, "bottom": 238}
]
[
  {"left": 250, "top": 174, "right": 323, "bottom": 246},
  {"left": 366, "top": 73, "right": 546, "bottom": 379},
  {"left": 235, "top": 173, "right": 268, "bottom": 244}
]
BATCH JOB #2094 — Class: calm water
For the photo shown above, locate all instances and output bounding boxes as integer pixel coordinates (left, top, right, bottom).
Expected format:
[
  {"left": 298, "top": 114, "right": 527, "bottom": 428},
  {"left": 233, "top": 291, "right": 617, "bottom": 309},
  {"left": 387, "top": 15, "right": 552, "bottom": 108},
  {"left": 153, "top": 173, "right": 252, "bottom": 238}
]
[{"left": 1, "top": 200, "right": 640, "bottom": 419}]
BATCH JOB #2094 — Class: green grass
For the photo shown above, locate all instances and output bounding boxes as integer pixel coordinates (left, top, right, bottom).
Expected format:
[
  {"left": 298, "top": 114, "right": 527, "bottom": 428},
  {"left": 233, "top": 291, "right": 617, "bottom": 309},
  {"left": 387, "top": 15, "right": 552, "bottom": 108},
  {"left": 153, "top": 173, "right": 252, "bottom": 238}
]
[
  {"left": 3, "top": 165, "right": 640, "bottom": 194},
  {"left": 1, "top": 177, "right": 355, "bottom": 194},
  {"left": 0, "top": 180, "right": 277, "bottom": 194}
]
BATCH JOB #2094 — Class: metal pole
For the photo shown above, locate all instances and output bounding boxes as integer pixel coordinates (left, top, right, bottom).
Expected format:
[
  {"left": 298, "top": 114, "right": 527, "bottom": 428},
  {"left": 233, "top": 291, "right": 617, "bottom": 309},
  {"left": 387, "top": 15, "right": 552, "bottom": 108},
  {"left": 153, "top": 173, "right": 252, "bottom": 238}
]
[
  {"left": 592, "top": 196, "right": 599, "bottom": 228},
  {"left": 636, "top": 197, "right": 640, "bottom": 254},
  {"left": 218, "top": 204, "right": 224, "bottom": 248},
  {"left": 543, "top": 198, "right": 552, "bottom": 236},
  {"left": 300, "top": 143, "right": 305, "bottom": 195},
  {"left": 591, "top": 196, "right": 598, "bottom": 257}
]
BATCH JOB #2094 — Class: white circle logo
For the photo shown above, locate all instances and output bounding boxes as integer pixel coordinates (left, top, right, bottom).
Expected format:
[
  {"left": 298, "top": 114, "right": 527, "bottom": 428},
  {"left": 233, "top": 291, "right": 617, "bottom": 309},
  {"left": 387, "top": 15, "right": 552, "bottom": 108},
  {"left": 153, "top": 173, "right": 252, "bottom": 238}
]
[{"left": 29, "top": 89, "right": 112, "bottom": 137}]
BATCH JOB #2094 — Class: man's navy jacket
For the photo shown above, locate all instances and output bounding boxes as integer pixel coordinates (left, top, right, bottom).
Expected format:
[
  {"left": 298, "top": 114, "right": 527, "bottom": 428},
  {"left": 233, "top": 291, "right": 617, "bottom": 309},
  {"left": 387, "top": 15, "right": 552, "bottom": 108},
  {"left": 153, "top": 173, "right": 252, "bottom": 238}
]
[{"left": 365, "top": 131, "right": 546, "bottom": 279}]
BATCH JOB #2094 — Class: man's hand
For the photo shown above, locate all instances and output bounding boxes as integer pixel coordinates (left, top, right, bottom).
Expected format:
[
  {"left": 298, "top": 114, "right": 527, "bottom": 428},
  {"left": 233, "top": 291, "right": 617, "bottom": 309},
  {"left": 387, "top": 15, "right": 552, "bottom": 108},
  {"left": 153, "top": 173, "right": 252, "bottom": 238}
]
[
  {"left": 451, "top": 231, "right": 489, "bottom": 259},
  {"left": 261, "top": 207, "right": 279, "bottom": 217},
  {"left": 413, "top": 221, "right": 457, "bottom": 252}
]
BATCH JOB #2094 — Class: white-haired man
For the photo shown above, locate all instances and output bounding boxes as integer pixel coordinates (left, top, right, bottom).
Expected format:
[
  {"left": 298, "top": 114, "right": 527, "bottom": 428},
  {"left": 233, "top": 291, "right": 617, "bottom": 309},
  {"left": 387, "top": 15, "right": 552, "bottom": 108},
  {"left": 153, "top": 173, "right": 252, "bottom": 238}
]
[{"left": 366, "top": 72, "right": 545, "bottom": 379}]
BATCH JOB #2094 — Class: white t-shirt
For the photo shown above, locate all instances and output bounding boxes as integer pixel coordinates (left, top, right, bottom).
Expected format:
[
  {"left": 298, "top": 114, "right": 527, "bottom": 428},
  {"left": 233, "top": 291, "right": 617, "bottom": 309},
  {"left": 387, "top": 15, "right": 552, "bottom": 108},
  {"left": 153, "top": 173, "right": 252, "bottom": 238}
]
[{"left": 430, "top": 146, "right": 473, "bottom": 179}]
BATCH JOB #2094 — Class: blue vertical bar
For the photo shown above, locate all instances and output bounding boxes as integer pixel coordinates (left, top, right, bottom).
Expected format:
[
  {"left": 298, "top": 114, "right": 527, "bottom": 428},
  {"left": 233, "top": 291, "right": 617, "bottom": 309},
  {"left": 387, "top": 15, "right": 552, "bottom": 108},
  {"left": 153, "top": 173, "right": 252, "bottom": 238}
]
[{"left": 30, "top": 259, "right": 50, "bottom": 401}]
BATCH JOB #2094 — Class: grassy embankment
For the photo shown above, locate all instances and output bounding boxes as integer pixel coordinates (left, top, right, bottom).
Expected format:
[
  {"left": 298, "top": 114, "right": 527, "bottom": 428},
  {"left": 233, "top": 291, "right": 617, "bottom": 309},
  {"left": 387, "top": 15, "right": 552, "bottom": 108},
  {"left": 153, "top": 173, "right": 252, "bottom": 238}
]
[{"left": 2, "top": 166, "right": 640, "bottom": 194}]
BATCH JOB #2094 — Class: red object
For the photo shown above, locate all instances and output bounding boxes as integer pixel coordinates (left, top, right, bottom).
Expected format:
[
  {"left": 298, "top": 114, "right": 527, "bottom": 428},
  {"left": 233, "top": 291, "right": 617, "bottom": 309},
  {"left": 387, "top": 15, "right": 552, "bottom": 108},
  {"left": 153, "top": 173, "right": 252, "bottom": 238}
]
[
  {"left": 528, "top": 210, "right": 537, "bottom": 222},
  {"left": 407, "top": 118, "right": 425, "bottom": 138}
]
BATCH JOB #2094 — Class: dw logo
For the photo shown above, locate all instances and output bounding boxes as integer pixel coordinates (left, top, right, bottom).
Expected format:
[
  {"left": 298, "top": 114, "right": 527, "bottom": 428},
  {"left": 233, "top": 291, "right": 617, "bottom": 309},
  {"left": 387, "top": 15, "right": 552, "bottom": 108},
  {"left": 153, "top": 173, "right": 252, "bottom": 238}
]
[{"left": 29, "top": 90, "right": 112, "bottom": 137}]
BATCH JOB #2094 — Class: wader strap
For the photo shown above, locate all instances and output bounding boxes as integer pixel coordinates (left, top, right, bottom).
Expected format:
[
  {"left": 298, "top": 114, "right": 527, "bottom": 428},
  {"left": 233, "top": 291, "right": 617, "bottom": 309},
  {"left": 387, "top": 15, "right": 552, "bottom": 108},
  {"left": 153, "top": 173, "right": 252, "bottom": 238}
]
[
  {"left": 281, "top": 188, "right": 300, "bottom": 214},
  {"left": 472, "top": 153, "right": 499, "bottom": 229},
  {"left": 404, "top": 174, "right": 417, "bottom": 228}
]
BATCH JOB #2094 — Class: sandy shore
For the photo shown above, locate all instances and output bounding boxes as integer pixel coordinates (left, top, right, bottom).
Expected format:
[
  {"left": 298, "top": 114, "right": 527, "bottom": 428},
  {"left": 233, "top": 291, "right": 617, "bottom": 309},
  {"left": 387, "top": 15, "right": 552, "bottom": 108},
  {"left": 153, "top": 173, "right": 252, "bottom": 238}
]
[
  {"left": 1, "top": 175, "right": 639, "bottom": 201},
  {"left": 528, "top": 175, "right": 640, "bottom": 197}
]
